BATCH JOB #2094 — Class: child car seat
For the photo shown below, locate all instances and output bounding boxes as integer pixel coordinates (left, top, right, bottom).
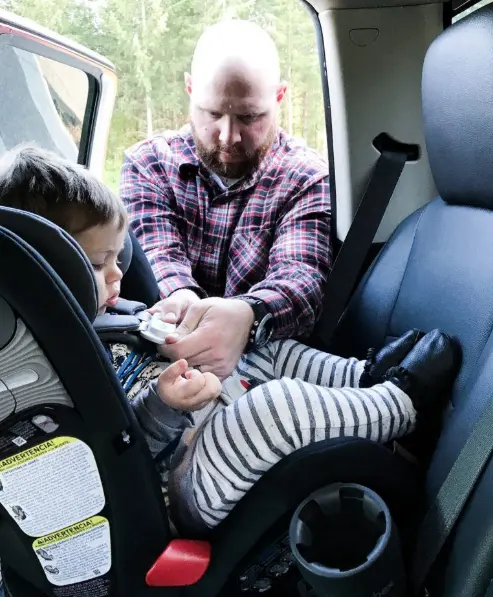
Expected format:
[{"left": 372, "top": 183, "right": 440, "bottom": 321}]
[
  {"left": 0, "top": 208, "right": 171, "bottom": 597},
  {"left": 0, "top": 206, "right": 418, "bottom": 597},
  {"left": 119, "top": 229, "right": 160, "bottom": 307}
]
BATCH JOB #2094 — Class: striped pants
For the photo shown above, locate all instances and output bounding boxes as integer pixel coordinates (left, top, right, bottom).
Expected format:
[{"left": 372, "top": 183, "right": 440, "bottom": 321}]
[{"left": 190, "top": 339, "right": 416, "bottom": 528}]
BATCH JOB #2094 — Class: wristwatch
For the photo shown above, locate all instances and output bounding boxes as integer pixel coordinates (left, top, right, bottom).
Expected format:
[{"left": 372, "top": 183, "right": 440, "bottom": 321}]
[{"left": 240, "top": 297, "right": 274, "bottom": 349}]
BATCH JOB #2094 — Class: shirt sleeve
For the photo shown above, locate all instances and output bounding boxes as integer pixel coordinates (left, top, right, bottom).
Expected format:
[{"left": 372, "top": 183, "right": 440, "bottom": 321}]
[
  {"left": 237, "top": 176, "right": 332, "bottom": 339},
  {"left": 120, "top": 148, "right": 206, "bottom": 299},
  {"left": 131, "top": 379, "right": 193, "bottom": 458}
]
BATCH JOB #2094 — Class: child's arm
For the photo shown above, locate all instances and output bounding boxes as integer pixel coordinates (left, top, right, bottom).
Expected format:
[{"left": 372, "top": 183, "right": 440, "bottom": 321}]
[{"left": 130, "top": 360, "right": 221, "bottom": 458}]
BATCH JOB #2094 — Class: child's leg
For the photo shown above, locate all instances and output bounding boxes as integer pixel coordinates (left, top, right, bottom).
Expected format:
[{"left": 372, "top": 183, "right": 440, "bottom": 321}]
[
  {"left": 234, "top": 339, "right": 364, "bottom": 389},
  {"left": 234, "top": 330, "right": 424, "bottom": 391},
  {"left": 190, "top": 377, "right": 414, "bottom": 528}
]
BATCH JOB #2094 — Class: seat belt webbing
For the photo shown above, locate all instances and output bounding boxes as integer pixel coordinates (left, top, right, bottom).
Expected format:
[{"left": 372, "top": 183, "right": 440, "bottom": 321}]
[
  {"left": 316, "top": 143, "right": 411, "bottom": 346},
  {"left": 411, "top": 394, "right": 493, "bottom": 594}
]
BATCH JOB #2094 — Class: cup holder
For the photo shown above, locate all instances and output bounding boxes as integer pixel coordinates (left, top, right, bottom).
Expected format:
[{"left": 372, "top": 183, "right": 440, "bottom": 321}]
[{"left": 289, "top": 483, "right": 406, "bottom": 596}]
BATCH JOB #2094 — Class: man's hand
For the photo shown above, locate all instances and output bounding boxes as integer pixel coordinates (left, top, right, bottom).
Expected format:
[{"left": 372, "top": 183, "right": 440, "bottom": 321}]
[
  {"left": 148, "top": 288, "right": 201, "bottom": 324},
  {"left": 160, "top": 298, "right": 255, "bottom": 380},
  {"left": 157, "top": 359, "right": 222, "bottom": 412}
]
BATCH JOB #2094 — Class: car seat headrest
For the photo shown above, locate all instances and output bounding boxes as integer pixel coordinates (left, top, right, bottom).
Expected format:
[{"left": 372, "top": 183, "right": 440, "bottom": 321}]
[
  {"left": 0, "top": 207, "right": 98, "bottom": 321},
  {"left": 119, "top": 232, "right": 133, "bottom": 276},
  {"left": 422, "top": 5, "right": 493, "bottom": 210}
]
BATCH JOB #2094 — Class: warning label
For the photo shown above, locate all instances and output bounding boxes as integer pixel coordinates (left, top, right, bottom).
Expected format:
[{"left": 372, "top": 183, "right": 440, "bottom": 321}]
[
  {"left": 33, "top": 516, "right": 111, "bottom": 587},
  {"left": 0, "top": 437, "right": 105, "bottom": 536}
]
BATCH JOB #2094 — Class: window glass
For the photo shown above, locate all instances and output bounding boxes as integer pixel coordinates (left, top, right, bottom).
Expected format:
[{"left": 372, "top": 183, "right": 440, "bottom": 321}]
[{"left": 0, "top": 44, "right": 89, "bottom": 161}]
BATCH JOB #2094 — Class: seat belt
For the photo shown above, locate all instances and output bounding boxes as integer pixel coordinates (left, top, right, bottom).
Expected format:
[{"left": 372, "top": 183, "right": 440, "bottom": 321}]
[
  {"left": 411, "top": 393, "right": 493, "bottom": 594},
  {"left": 316, "top": 133, "right": 419, "bottom": 347}
]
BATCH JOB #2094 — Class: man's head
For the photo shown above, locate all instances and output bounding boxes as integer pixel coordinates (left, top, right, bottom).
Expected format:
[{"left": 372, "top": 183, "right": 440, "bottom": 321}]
[
  {"left": 0, "top": 144, "right": 127, "bottom": 314},
  {"left": 186, "top": 19, "right": 287, "bottom": 179}
]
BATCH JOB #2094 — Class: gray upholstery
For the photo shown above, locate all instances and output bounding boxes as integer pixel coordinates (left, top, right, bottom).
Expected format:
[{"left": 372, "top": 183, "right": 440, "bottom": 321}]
[{"left": 333, "top": 6, "right": 493, "bottom": 595}]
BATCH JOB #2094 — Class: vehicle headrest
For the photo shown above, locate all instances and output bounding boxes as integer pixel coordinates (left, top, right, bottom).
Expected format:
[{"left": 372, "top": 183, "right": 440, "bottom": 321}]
[
  {"left": 422, "top": 5, "right": 493, "bottom": 210},
  {"left": 0, "top": 207, "right": 98, "bottom": 321}
]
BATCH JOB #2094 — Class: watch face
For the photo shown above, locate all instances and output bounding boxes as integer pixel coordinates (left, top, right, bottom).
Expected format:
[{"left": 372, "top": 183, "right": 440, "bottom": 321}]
[{"left": 255, "top": 313, "right": 274, "bottom": 347}]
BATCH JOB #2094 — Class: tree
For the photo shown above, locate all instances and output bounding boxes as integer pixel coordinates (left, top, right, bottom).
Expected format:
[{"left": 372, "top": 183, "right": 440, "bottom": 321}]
[{"left": 3, "top": 0, "right": 99, "bottom": 49}]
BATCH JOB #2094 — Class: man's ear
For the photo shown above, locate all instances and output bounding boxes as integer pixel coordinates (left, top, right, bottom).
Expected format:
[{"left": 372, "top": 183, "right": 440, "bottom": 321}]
[
  {"left": 184, "top": 72, "right": 193, "bottom": 96},
  {"left": 276, "top": 81, "right": 288, "bottom": 104}
]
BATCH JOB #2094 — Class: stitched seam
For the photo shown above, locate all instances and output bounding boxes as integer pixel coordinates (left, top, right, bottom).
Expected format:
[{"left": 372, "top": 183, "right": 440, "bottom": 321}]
[{"left": 384, "top": 204, "right": 430, "bottom": 341}]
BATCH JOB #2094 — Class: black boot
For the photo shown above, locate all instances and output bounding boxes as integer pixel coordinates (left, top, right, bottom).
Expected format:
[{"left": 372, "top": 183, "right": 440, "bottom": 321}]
[
  {"left": 359, "top": 329, "right": 424, "bottom": 388},
  {"left": 383, "top": 329, "right": 461, "bottom": 412}
]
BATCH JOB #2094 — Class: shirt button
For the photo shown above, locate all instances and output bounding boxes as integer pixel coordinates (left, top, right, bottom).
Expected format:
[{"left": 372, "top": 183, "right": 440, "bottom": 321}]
[{"left": 206, "top": 244, "right": 214, "bottom": 253}]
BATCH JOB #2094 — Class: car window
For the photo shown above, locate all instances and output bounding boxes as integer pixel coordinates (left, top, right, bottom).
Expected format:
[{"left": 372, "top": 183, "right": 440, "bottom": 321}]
[{"left": 0, "top": 44, "right": 89, "bottom": 161}]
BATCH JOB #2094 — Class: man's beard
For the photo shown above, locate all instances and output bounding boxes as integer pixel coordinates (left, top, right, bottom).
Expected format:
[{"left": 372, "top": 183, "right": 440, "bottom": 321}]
[{"left": 191, "top": 122, "right": 277, "bottom": 179}]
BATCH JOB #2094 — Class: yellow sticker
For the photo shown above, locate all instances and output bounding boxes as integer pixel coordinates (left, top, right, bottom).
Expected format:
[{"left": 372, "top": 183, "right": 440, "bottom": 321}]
[
  {"left": 0, "top": 436, "right": 105, "bottom": 537},
  {"left": 0, "top": 437, "right": 75, "bottom": 472},
  {"left": 33, "top": 516, "right": 107, "bottom": 548},
  {"left": 33, "top": 516, "right": 111, "bottom": 586}
]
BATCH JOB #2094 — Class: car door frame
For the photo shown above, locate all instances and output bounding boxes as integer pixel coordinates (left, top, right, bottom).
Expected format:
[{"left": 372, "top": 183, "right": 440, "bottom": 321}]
[{"left": 0, "top": 9, "right": 117, "bottom": 176}]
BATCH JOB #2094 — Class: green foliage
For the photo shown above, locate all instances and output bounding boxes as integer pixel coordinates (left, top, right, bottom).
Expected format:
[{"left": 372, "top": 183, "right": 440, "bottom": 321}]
[{"left": 3, "top": 0, "right": 327, "bottom": 188}]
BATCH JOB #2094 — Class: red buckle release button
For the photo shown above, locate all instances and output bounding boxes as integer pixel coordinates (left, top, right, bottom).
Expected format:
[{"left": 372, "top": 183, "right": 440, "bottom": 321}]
[{"left": 146, "top": 539, "right": 211, "bottom": 587}]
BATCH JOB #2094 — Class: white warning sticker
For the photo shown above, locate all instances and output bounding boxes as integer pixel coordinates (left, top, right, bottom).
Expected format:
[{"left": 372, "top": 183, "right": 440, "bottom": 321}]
[
  {"left": 33, "top": 516, "right": 111, "bottom": 587},
  {"left": 0, "top": 437, "right": 105, "bottom": 537}
]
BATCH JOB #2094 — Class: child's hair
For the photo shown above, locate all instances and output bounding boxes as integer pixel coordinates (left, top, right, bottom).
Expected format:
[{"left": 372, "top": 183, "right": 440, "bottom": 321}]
[{"left": 0, "top": 144, "right": 127, "bottom": 235}]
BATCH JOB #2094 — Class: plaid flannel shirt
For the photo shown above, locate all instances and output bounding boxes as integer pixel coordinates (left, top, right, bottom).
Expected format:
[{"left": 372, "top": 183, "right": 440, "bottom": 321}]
[{"left": 120, "top": 127, "right": 332, "bottom": 339}]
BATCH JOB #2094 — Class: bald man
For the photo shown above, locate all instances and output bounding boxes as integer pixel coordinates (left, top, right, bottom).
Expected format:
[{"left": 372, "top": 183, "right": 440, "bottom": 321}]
[{"left": 120, "top": 19, "right": 331, "bottom": 380}]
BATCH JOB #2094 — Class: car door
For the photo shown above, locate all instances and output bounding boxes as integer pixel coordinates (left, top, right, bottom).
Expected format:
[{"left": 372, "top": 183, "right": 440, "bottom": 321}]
[{"left": 0, "top": 8, "right": 116, "bottom": 177}]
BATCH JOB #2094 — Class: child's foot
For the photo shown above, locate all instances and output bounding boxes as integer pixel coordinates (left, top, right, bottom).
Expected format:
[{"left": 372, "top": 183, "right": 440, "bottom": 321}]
[
  {"left": 384, "top": 329, "right": 461, "bottom": 411},
  {"left": 359, "top": 329, "right": 424, "bottom": 388}
]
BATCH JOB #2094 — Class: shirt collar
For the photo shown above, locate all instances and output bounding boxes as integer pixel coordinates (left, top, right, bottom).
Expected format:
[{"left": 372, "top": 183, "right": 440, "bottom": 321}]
[{"left": 177, "top": 126, "right": 201, "bottom": 180}]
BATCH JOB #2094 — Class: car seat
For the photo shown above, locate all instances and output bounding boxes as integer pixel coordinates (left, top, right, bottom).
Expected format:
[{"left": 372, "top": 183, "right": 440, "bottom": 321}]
[
  {"left": 331, "top": 5, "right": 493, "bottom": 595},
  {"left": 119, "top": 229, "right": 160, "bottom": 307},
  {"left": 0, "top": 205, "right": 419, "bottom": 597}
]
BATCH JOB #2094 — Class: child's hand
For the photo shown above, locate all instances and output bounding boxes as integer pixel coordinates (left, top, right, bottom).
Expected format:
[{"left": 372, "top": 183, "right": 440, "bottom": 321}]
[{"left": 157, "top": 359, "right": 222, "bottom": 412}]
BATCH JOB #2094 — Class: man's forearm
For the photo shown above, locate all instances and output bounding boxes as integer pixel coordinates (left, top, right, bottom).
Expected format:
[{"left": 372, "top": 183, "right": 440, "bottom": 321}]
[{"left": 242, "top": 177, "right": 331, "bottom": 339}]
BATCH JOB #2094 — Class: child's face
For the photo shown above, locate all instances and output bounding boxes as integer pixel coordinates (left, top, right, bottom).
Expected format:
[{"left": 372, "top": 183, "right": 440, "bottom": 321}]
[{"left": 74, "top": 220, "right": 126, "bottom": 315}]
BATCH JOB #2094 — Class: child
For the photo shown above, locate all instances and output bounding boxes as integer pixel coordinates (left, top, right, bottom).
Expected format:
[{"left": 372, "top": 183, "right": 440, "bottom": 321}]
[{"left": 0, "top": 144, "right": 460, "bottom": 536}]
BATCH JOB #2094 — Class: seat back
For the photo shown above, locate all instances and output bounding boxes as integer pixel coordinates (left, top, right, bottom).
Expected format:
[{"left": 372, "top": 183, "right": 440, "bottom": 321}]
[
  {"left": 0, "top": 208, "right": 172, "bottom": 597},
  {"left": 332, "top": 6, "right": 493, "bottom": 595},
  {"left": 120, "top": 230, "right": 160, "bottom": 307}
]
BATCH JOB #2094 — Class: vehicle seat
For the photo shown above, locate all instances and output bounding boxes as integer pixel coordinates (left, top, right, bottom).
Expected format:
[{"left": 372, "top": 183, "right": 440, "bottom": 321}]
[{"left": 331, "top": 5, "right": 493, "bottom": 595}]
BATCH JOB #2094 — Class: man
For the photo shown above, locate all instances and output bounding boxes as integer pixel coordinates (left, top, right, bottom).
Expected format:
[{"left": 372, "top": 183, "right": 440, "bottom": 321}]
[{"left": 120, "top": 19, "right": 331, "bottom": 379}]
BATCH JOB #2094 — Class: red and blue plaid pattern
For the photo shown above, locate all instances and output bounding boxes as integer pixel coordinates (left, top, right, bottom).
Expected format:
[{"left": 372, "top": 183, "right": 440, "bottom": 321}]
[{"left": 120, "top": 127, "right": 332, "bottom": 338}]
